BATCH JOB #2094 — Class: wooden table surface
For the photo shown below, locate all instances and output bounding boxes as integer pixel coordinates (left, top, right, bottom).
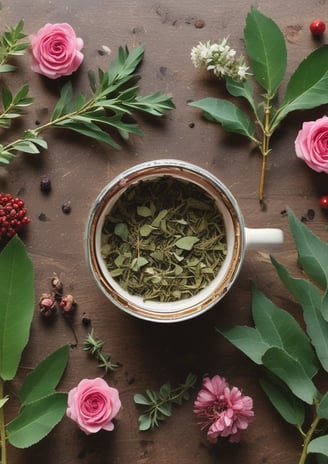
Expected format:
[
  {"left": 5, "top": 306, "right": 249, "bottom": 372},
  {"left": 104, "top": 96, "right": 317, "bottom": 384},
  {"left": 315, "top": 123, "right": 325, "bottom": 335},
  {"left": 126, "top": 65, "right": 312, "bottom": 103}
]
[{"left": 2, "top": 1, "right": 328, "bottom": 463}]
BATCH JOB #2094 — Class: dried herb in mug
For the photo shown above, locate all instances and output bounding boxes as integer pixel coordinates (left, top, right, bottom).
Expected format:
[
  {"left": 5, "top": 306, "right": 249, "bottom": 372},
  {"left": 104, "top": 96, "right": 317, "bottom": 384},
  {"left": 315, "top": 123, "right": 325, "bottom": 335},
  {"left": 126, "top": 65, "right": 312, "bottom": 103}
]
[{"left": 101, "top": 176, "right": 227, "bottom": 302}]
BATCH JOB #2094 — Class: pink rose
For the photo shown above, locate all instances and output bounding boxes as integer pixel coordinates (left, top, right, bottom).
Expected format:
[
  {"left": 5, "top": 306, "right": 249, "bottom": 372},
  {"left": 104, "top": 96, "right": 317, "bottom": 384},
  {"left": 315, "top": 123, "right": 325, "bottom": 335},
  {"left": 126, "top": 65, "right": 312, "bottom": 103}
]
[
  {"left": 295, "top": 116, "right": 328, "bottom": 173},
  {"left": 66, "top": 378, "right": 121, "bottom": 434},
  {"left": 30, "top": 23, "right": 84, "bottom": 79}
]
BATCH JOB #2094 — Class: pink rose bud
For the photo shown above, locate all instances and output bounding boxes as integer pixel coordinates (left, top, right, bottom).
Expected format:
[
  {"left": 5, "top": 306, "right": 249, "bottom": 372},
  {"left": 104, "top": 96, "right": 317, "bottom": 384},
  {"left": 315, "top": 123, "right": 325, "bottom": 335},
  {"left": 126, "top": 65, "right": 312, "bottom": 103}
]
[
  {"left": 295, "top": 116, "right": 328, "bottom": 174},
  {"left": 66, "top": 378, "right": 121, "bottom": 434},
  {"left": 29, "top": 23, "right": 84, "bottom": 79}
]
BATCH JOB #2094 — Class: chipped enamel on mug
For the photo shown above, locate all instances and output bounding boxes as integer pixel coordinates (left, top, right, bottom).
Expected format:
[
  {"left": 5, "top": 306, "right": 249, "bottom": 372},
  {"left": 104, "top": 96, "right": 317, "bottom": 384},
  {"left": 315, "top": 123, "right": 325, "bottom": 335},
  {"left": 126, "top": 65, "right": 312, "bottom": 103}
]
[{"left": 85, "top": 160, "right": 284, "bottom": 323}]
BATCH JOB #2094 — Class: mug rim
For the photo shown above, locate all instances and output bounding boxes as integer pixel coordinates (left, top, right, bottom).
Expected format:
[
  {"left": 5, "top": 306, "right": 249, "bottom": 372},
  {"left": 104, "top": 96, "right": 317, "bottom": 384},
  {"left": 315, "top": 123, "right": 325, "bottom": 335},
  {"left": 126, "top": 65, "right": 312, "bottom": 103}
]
[{"left": 85, "top": 159, "right": 246, "bottom": 322}]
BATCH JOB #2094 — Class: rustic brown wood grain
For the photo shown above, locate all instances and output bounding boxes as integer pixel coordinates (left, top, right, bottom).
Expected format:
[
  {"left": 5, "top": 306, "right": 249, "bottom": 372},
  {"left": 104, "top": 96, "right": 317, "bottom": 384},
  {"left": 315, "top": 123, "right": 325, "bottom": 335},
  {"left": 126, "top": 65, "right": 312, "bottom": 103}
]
[{"left": 1, "top": 1, "right": 327, "bottom": 463}]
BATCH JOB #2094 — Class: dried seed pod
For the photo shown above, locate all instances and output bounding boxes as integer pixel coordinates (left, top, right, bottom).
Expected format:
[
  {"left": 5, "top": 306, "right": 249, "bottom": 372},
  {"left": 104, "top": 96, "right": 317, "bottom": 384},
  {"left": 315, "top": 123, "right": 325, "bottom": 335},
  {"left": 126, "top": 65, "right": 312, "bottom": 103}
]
[
  {"left": 39, "top": 292, "right": 56, "bottom": 317},
  {"left": 60, "top": 294, "right": 77, "bottom": 313},
  {"left": 51, "top": 273, "right": 63, "bottom": 293}
]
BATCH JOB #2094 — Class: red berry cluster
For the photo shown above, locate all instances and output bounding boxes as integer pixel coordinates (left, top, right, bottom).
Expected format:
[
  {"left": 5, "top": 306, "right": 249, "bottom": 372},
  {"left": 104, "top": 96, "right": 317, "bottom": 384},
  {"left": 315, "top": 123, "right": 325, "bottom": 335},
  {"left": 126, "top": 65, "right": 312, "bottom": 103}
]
[{"left": 0, "top": 193, "right": 31, "bottom": 241}]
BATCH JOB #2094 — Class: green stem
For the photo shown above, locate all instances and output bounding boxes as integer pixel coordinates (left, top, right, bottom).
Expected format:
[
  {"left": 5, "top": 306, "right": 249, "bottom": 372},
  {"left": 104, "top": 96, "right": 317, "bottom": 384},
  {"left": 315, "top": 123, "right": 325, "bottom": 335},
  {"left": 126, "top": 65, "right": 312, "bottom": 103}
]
[
  {"left": 259, "top": 97, "right": 272, "bottom": 203},
  {"left": 0, "top": 378, "right": 7, "bottom": 464},
  {"left": 298, "top": 414, "right": 321, "bottom": 464}
]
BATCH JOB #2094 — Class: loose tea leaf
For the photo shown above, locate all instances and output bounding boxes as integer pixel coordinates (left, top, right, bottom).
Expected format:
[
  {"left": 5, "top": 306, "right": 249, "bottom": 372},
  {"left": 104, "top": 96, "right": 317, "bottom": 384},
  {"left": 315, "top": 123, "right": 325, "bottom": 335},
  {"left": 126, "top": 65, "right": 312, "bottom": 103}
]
[{"left": 101, "top": 176, "right": 227, "bottom": 302}]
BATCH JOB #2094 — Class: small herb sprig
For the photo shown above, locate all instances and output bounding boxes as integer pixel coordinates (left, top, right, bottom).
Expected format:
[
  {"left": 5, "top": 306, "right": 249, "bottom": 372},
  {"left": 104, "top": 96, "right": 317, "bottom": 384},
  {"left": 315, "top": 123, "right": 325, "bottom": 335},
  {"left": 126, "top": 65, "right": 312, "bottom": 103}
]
[
  {"left": 134, "top": 373, "right": 197, "bottom": 431},
  {"left": 83, "top": 330, "right": 120, "bottom": 374},
  {"left": 0, "top": 20, "right": 29, "bottom": 72},
  {"left": 0, "top": 39, "right": 175, "bottom": 165}
]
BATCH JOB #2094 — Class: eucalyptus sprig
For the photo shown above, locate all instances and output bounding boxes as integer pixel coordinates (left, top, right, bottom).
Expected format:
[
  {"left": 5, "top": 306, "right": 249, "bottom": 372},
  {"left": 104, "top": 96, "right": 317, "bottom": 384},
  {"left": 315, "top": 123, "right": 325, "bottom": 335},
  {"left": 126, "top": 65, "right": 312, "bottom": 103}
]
[
  {"left": 218, "top": 209, "right": 328, "bottom": 464},
  {"left": 83, "top": 330, "right": 120, "bottom": 374},
  {"left": 0, "top": 44, "right": 175, "bottom": 165},
  {"left": 189, "top": 7, "right": 328, "bottom": 203},
  {"left": 134, "top": 373, "right": 197, "bottom": 431}
]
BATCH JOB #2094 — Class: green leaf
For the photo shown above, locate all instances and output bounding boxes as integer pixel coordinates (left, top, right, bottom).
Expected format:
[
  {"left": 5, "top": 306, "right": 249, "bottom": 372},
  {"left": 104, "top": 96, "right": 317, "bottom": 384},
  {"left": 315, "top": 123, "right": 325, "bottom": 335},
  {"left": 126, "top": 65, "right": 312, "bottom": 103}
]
[
  {"left": 318, "top": 392, "right": 328, "bottom": 419},
  {"left": 274, "top": 46, "right": 328, "bottom": 127},
  {"left": 287, "top": 209, "right": 328, "bottom": 320},
  {"left": 272, "top": 256, "right": 328, "bottom": 372},
  {"left": 6, "top": 392, "right": 68, "bottom": 448},
  {"left": 251, "top": 283, "right": 318, "bottom": 377},
  {"left": 0, "top": 396, "right": 9, "bottom": 409},
  {"left": 114, "top": 222, "right": 129, "bottom": 241},
  {"left": 108, "top": 44, "right": 145, "bottom": 83},
  {"left": 19, "top": 345, "right": 70, "bottom": 405},
  {"left": 133, "top": 393, "right": 152, "bottom": 406},
  {"left": 259, "top": 375, "right": 305, "bottom": 426},
  {"left": 225, "top": 76, "right": 256, "bottom": 113},
  {"left": 262, "top": 347, "right": 317, "bottom": 404},
  {"left": 0, "top": 64, "right": 16, "bottom": 72},
  {"left": 244, "top": 6, "right": 287, "bottom": 95},
  {"left": 308, "top": 436, "right": 328, "bottom": 458},
  {"left": 2, "top": 87, "right": 12, "bottom": 110},
  {"left": 217, "top": 325, "right": 268, "bottom": 364},
  {"left": 13, "top": 141, "right": 41, "bottom": 154},
  {"left": 51, "top": 82, "right": 73, "bottom": 121},
  {"left": 189, "top": 97, "right": 255, "bottom": 139},
  {"left": 138, "top": 413, "right": 152, "bottom": 431},
  {"left": 55, "top": 120, "right": 122, "bottom": 150},
  {"left": 175, "top": 236, "right": 200, "bottom": 251},
  {"left": 0, "top": 236, "right": 34, "bottom": 381}
]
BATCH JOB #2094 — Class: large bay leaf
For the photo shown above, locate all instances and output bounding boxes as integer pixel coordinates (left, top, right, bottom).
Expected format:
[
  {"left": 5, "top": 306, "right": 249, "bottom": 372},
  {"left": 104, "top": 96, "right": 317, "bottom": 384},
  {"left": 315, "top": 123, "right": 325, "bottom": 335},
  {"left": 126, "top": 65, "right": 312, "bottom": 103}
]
[
  {"left": 0, "top": 235, "right": 34, "bottom": 381},
  {"left": 272, "top": 257, "right": 328, "bottom": 373},
  {"left": 273, "top": 45, "right": 328, "bottom": 127},
  {"left": 318, "top": 392, "right": 328, "bottom": 420},
  {"left": 262, "top": 347, "right": 317, "bottom": 404},
  {"left": 189, "top": 98, "right": 255, "bottom": 139},
  {"left": 19, "top": 345, "right": 70, "bottom": 405},
  {"left": 6, "top": 392, "right": 68, "bottom": 448},
  {"left": 259, "top": 375, "right": 305, "bottom": 426},
  {"left": 251, "top": 283, "right": 318, "bottom": 377},
  {"left": 244, "top": 7, "right": 286, "bottom": 95},
  {"left": 287, "top": 209, "right": 328, "bottom": 321},
  {"left": 307, "top": 436, "right": 328, "bottom": 458},
  {"left": 216, "top": 325, "right": 268, "bottom": 365}
]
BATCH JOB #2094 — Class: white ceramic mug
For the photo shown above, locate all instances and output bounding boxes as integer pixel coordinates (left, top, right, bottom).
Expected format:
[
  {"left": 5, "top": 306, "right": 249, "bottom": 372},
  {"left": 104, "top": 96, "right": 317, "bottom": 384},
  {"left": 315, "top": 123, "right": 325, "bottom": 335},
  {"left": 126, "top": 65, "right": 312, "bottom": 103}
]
[{"left": 85, "top": 159, "right": 283, "bottom": 323}]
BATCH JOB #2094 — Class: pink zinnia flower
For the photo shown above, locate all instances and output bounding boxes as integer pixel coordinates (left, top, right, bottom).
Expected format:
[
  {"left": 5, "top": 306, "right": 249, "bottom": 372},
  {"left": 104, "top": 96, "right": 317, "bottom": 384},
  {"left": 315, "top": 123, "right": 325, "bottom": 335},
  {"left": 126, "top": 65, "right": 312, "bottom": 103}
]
[{"left": 194, "top": 375, "right": 254, "bottom": 443}]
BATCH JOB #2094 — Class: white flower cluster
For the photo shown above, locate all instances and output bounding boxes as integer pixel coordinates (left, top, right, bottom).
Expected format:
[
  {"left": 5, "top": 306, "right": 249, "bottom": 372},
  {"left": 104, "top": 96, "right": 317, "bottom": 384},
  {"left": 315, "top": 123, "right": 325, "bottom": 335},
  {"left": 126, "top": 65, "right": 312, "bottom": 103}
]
[{"left": 191, "top": 38, "right": 250, "bottom": 82}]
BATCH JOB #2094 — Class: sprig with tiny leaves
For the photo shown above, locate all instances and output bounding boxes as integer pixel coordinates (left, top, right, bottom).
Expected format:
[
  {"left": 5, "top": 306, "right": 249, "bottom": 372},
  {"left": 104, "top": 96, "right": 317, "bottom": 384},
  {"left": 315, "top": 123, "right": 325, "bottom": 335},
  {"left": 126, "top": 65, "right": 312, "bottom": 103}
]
[
  {"left": 134, "top": 373, "right": 197, "bottom": 431},
  {"left": 0, "top": 20, "right": 29, "bottom": 72},
  {"left": 83, "top": 330, "right": 120, "bottom": 374},
  {"left": 0, "top": 30, "right": 174, "bottom": 165}
]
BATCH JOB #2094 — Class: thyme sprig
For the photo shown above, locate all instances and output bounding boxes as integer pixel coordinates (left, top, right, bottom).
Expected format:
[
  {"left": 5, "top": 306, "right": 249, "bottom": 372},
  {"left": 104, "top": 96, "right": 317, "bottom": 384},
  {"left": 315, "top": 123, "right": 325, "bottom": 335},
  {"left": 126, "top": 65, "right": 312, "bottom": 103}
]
[
  {"left": 0, "top": 41, "right": 175, "bottom": 165},
  {"left": 83, "top": 330, "right": 120, "bottom": 374},
  {"left": 134, "top": 373, "right": 197, "bottom": 431}
]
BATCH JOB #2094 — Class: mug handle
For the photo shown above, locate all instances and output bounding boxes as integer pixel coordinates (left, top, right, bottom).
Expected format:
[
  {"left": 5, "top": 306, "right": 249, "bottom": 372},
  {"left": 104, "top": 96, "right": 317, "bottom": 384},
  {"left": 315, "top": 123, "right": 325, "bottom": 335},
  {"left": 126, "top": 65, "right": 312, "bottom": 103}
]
[{"left": 244, "top": 227, "right": 284, "bottom": 250}]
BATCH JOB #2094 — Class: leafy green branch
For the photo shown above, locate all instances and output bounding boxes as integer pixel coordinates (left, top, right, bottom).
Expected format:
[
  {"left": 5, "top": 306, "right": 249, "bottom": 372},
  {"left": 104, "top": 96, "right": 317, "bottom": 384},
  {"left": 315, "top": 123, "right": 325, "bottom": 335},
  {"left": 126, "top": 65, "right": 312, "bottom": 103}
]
[
  {"left": 0, "top": 44, "right": 175, "bottom": 165},
  {"left": 0, "top": 237, "right": 70, "bottom": 463},
  {"left": 134, "top": 373, "right": 197, "bottom": 431},
  {"left": 0, "top": 84, "right": 33, "bottom": 129},
  {"left": 189, "top": 7, "right": 328, "bottom": 203},
  {"left": 217, "top": 209, "right": 328, "bottom": 464},
  {"left": 0, "top": 20, "right": 29, "bottom": 72}
]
